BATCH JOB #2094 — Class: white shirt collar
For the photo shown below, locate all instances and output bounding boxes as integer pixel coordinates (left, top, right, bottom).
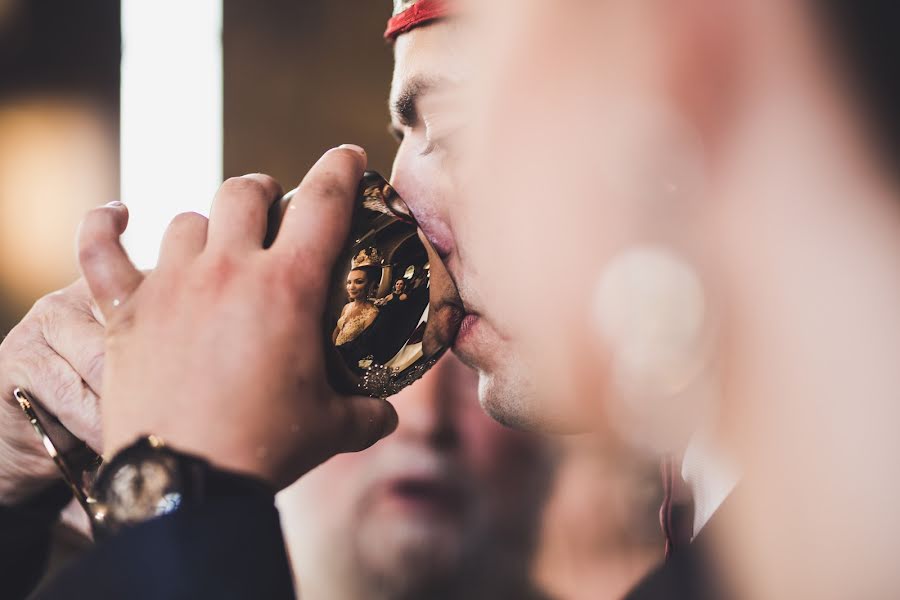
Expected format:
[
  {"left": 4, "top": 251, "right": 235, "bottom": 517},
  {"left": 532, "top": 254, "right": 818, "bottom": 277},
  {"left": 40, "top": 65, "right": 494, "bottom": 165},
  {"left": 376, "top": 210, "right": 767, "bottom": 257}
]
[{"left": 681, "top": 429, "right": 740, "bottom": 538}]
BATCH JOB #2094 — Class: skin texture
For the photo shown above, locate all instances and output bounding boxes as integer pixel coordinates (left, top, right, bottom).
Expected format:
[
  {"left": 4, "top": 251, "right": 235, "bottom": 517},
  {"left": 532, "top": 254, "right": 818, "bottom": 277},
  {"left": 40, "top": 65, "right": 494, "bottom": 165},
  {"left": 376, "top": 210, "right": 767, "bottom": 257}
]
[
  {"left": 0, "top": 279, "right": 104, "bottom": 503},
  {"left": 388, "top": 23, "right": 575, "bottom": 433},
  {"left": 78, "top": 147, "right": 397, "bottom": 488}
]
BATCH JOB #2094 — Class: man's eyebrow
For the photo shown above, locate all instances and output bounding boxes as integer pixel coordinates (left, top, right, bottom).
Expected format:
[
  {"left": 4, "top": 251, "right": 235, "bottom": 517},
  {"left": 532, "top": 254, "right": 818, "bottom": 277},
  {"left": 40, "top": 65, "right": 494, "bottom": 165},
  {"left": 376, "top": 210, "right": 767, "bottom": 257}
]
[{"left": 390, "top": 76, "right": 448, "bottom": 128}]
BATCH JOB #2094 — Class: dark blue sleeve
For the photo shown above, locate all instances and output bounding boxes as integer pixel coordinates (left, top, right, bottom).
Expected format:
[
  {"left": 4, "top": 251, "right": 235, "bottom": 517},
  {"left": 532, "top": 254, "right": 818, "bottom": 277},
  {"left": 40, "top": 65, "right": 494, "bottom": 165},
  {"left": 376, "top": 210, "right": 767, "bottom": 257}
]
[
  {"left": 32, "top": 490, "right": 296, "bottom": 600},
  {"left": 0, "top": 482, "right": 73, "bottom": 600}
]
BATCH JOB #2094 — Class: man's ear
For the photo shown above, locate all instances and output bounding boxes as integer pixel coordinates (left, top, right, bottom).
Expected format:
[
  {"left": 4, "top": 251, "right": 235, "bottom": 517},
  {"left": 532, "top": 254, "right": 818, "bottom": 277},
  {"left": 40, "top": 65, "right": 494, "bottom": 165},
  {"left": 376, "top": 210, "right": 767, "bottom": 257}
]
[{"left": 658, "top": 0, "right": 746, "bottom": 160}]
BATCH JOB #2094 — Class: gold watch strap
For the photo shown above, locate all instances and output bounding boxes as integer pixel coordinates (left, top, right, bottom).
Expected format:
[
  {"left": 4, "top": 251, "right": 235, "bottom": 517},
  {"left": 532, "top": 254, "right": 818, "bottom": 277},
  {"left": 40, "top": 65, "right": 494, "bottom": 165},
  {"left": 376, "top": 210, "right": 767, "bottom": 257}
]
[{"left": 13, "top": 388, "right": 104, "bottom": 523}]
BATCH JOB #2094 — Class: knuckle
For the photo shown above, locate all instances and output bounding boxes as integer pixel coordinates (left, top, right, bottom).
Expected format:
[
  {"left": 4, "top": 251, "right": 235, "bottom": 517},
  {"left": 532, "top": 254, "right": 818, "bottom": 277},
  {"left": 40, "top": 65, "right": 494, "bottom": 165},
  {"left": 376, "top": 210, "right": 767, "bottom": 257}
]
[
  {"left": 29, "top": 295, "right": 72, "bottom": 343},
  {"left": 208, "top": 251, "right": 237, "bottom": 275},
  {"left": 304, "top": 170, "right": 350, "bottom": 201},
  {"left": 196, "top": 252, "right": 240, "bottom": 291},
  {"left": 35, "top": 300, "right": 63, "bottom": 341},
  {"left": 220, "top": 176, "right": 270, "bottom": 200},
  {"left": 31, "top": 291, "right": 65, "bottom": 316},
  {"left": 325, "top": 147, "right": 364, "bottom": 171},
  {"left": 64, "top": 278, "right": 94, "bottom": 304},
  {"left": 170, "top": 211, "right": 208, "bottom": 229},
  {"left": 244, "top": 173, "right": 282, "bottom": 195}
]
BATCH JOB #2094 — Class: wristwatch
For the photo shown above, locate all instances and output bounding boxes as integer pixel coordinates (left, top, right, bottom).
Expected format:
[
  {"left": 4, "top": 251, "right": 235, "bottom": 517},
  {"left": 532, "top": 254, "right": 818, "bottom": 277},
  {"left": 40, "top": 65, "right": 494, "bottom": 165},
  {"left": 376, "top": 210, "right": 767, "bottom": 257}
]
[
  {"left": 91, "top": 435, "right": 198, "bottom": 538},
  {"left": 15, "top": 388, "right": 275, "bottom": 540},
  {"left": 91, "top": 435, "right": 276, "bottom": 539}
]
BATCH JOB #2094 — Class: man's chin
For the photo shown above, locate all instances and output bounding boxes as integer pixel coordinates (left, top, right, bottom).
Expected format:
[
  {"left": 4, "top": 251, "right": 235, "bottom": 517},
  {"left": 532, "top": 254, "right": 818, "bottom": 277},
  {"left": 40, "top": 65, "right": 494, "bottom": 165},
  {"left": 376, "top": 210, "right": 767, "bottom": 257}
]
[
  {"left": 476, "top": 371, "right": 539, "bottom": 431},
  {"left": 477, "top": 366, "right": 595, "bottom": 434},
  {"left": 356, "top": 516, "right": 465, "bottom": 592}
]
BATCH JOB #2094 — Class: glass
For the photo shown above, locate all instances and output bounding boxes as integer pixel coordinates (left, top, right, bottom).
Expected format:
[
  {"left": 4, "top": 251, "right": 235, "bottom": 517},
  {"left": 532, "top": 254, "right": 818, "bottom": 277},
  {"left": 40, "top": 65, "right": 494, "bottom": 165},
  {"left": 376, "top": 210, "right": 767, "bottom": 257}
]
[{"left": 317, "top": 171, "right": 463, "bottom": 397}]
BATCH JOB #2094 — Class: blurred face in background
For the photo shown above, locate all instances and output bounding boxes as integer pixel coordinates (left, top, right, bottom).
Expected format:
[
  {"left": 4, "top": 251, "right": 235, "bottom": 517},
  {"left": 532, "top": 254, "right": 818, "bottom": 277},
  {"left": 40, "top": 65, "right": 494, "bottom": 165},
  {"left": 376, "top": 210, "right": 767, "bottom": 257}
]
[
  {"left": 278, "top": 353, "right": 551, "bottom": 600},
  {"left": 534, "top": 435, "right": 663, "bottom": 600}
]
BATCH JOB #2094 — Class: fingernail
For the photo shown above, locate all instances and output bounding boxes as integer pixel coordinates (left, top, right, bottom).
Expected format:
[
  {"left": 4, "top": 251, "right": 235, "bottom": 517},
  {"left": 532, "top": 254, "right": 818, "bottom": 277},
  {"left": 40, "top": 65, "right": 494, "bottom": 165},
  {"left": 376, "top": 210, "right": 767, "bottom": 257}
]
[
  {"left": 338, "top": 144, "right": 366, "bottom": 157},
  {"left": 105, "top": 200, "right": 124, "bottom": 208}
]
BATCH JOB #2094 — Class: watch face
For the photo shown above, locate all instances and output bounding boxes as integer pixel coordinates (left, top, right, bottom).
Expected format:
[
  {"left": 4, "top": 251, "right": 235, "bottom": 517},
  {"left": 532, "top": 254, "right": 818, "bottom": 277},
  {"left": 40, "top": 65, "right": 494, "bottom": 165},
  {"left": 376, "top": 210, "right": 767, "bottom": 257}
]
[{"left": 104, "top": 453, "right": 183, "bottom": 526}]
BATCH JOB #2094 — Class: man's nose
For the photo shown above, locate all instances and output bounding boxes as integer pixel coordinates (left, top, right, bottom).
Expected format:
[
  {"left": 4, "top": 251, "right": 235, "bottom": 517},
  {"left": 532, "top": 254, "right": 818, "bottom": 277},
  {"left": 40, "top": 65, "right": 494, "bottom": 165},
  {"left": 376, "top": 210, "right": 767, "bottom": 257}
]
[
  {"left": 389, "top": 147, "right": 455, "bottom": 259},
  {"left": 393, "top": 356, "right": 461, "bottom": 450}
]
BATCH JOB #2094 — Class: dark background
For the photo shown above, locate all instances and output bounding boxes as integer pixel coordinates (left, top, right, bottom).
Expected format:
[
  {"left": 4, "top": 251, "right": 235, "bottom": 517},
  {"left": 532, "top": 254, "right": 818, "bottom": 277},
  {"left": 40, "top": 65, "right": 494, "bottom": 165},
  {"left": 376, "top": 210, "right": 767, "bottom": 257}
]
[
  {"left": 0, "top": 0, "right": 396, "bottom": 334},
  {"left": 224, "top": 0, "right": 396, "bottom": 181}
]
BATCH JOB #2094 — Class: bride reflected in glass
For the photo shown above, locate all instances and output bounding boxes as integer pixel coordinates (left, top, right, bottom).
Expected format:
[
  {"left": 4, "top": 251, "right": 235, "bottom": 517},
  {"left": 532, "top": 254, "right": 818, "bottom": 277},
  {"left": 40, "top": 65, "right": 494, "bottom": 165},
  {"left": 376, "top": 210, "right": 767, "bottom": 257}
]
[{"left": 333, "top": 249, "right": 382, "bottom": 347}]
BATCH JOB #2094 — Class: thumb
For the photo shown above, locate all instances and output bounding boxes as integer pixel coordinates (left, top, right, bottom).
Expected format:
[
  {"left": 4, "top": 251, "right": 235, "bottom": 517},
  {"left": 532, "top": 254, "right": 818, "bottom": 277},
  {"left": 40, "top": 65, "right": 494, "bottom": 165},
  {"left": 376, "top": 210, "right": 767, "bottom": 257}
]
[
  {"left": 334, "top": 396, "right": 399, "bottom": 454},
  {"left": 77, "top": 202, "right": 143, "bottom": 319}
]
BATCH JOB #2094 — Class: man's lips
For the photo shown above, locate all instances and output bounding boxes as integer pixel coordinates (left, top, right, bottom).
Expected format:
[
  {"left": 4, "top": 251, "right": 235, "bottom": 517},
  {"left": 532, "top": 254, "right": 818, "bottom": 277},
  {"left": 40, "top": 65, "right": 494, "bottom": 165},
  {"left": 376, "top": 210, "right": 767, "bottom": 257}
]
[
  {"left": 457, "top": 313, "right": 480, "bottom": 342},
  {"left": 451, "top": 313, "right": 489, "bottom": 370},
  {"left": 378, "top": 476, "right": 466, "bottom": 514}
]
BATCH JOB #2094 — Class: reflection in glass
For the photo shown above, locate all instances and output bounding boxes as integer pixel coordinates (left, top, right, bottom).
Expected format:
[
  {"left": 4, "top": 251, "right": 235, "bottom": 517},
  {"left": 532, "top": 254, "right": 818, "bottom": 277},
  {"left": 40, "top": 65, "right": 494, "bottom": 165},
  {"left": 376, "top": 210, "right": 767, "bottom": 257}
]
[
  {"left": 333, "top": 248, "right": 382, "bottom": 347},
  {"left": 322, "top": 172, "right": 463, "bottom": 398}
]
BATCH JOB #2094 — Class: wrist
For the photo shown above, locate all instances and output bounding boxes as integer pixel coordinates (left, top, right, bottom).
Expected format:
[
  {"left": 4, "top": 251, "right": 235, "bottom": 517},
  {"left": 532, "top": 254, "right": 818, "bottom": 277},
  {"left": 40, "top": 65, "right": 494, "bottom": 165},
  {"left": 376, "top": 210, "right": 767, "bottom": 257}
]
[
  {"left": 104, "top": 404, "right": 285, "bottom": 487},
  {"left": 92, "top": 434, "right": 275, "bottom": 539},
  {"left": 105, "top": 424, "right": 275, "bottom": 487}
]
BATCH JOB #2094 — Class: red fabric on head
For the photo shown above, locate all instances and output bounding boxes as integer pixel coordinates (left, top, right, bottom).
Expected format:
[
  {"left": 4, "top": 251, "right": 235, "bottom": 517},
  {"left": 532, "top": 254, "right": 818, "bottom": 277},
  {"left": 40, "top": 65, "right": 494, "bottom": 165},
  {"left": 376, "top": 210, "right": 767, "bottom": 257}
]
[{"left": 384, "top": 0, "right": 451, "bottom": 40}]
